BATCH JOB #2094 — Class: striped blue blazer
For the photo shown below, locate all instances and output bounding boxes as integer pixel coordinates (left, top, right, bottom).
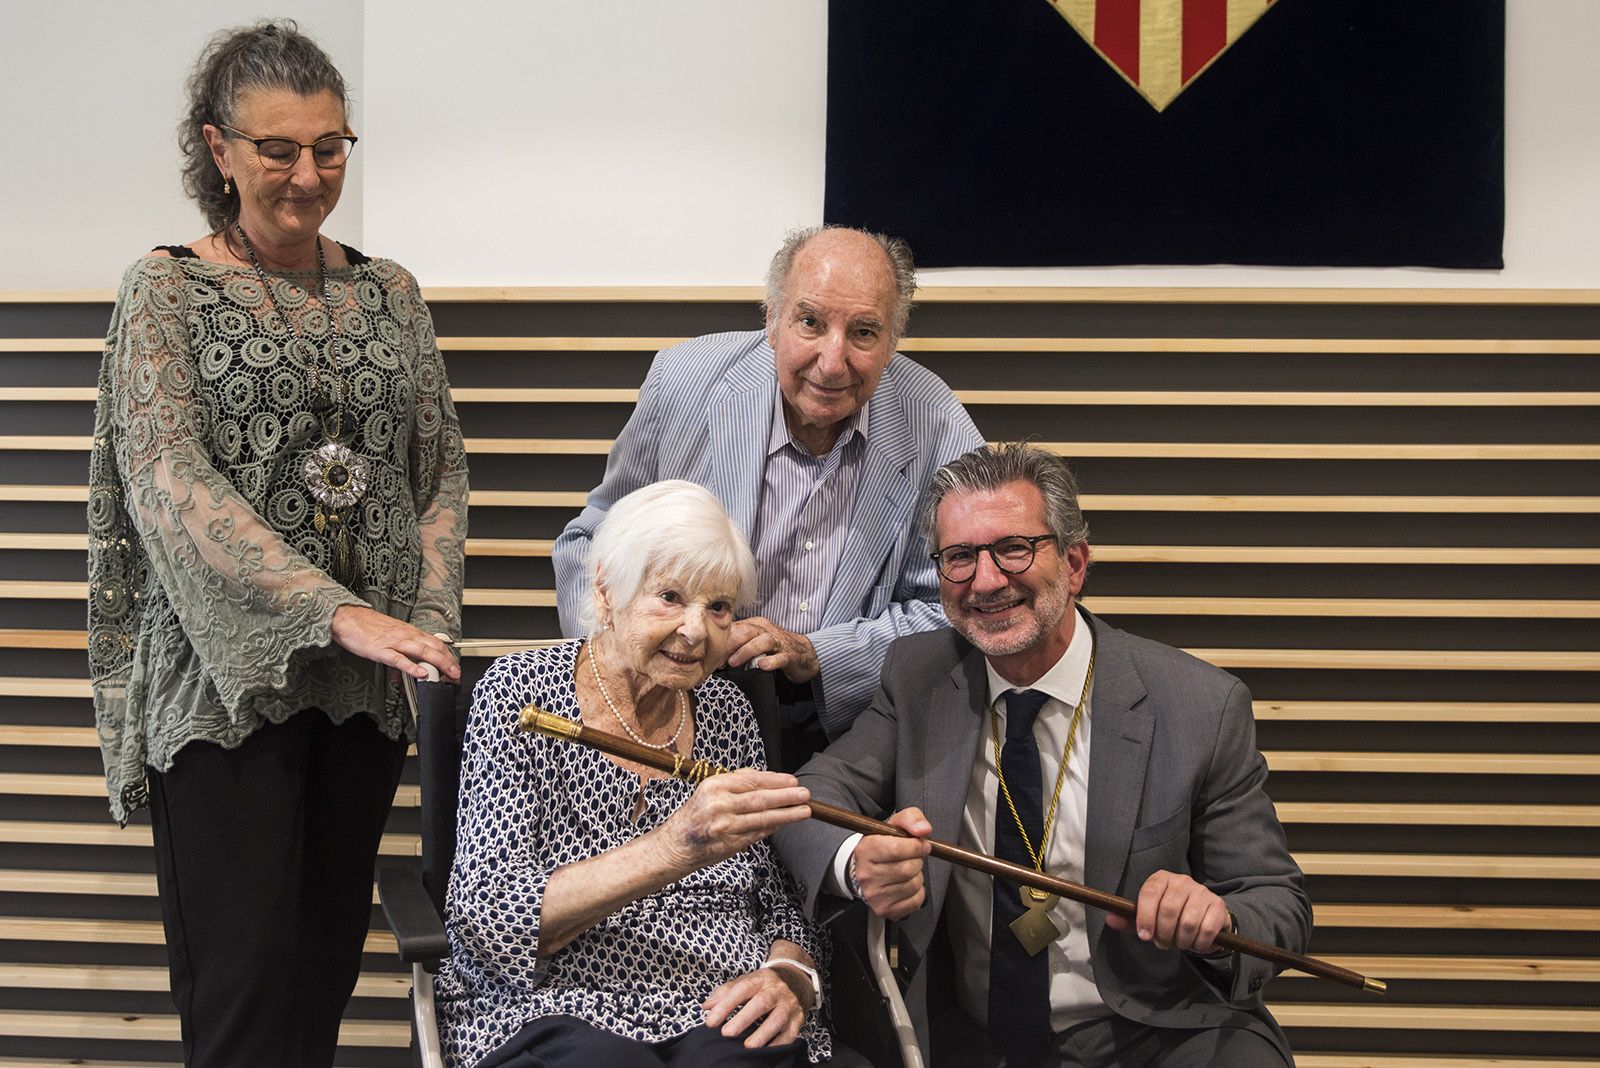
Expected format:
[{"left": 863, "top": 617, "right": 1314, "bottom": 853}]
[{"left": 553, "top": 330, "right": 984, "bottom": 735}]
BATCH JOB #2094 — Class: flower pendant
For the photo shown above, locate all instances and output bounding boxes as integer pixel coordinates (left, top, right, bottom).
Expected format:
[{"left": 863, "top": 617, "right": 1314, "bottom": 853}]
[{"left": 303, "top": 440, "right": 369, "bottom": 511}]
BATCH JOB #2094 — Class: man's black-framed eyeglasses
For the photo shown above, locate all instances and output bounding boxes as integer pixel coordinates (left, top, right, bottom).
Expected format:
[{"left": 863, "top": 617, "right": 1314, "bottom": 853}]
[
  {"left": 217, "top": 123, "right": 358, "bottom": 171},
  {"left": 930, "top": 534, "right": 1059, "bottom": 583}
]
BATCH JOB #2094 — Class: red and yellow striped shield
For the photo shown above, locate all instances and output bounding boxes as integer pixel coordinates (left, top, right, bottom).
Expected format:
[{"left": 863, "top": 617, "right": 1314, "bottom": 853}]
[{"left": 1047, "top": 0, "right": 1278, "bottom": 111}]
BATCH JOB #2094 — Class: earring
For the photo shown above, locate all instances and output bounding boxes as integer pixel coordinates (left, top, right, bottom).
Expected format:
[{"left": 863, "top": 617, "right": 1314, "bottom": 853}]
[{"left": 223, "top": 177, "right": 231, "bottom": 195}]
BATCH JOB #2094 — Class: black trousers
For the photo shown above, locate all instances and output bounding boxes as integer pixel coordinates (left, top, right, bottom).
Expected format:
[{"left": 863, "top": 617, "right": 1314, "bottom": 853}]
[
  {"left": 479, "top": 1014, "right": 808, "bottom": 1068},
  {"left": 147, "top": 710, "right": 407, "bottom": 1068}
]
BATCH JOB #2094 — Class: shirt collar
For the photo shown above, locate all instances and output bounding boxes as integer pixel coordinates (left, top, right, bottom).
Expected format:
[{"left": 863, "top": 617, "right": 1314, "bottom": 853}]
[
  {"left": 767, "top": 387, "right": 869, "bottom": 459},
  {"left": 984, "top": 606, "right": 1094, "bottom": 711}
]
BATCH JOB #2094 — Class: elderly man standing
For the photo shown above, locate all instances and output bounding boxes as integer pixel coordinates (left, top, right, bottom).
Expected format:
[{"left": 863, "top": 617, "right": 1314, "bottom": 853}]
[
  {"left": 554, "top": 226, "right": 983, "bottom": 764},
  {"left": 775, "top": 443, "right": 1310, "bottom": 1067}
]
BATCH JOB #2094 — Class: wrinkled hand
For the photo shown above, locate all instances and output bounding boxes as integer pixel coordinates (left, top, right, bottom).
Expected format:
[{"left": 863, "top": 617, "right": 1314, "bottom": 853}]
[
  {"left": 851, "top": 807, "right": 933, "bottom": 921},
  {"left": 1103, "top": 869, "right": 1231, "bottom": 954},
  {"left": 702, "top": 961, "right": 810, "bottom": 1047},
  {"left": 330, "top": 605, "right": 460, "bottom": 682},
  {"left": 725, "top": 617, "right": 820, "bottom": 683},
  {"left": 661, "top": 770, "right": 812, "bottom": 871}
]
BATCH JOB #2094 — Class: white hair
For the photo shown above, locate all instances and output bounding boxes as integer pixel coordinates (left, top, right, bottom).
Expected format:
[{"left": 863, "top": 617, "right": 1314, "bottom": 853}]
[
  {"left": 577, "top": 480, "right": 758, "bottom": 635},
  {"left": 763, "top": 224, "right": 916, "bottom": 343}
]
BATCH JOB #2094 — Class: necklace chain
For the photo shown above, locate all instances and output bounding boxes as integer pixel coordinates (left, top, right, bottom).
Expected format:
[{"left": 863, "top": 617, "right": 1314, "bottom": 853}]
[
  {"left": 990, "top": 626, "right": 1097, "bottom": 873},
  {"left": 236, "top": 224, "right": 343, "bottom": 440},
  {"left": 586, "top": 641, "right": 689, "bottom": 752}
]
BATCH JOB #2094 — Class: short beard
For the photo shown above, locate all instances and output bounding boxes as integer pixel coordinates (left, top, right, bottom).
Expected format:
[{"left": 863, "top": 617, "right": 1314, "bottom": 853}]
[{"left": 946, "top": 577, "right": 1073, "bottom": 659}]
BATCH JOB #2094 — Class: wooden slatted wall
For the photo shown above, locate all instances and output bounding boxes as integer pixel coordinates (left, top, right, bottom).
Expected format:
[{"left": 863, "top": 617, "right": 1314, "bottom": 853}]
[{"left": 1, "top": 286, "right": 1596, "bottom": 1066}]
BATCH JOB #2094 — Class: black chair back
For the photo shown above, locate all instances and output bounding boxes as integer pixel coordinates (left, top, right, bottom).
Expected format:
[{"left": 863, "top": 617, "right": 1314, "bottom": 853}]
[
  {"left": 717, "top": 666, "right": 784, "bottom": 768},
  {"left": 412, "top": 678, "right": 467, "bottom": 913}
]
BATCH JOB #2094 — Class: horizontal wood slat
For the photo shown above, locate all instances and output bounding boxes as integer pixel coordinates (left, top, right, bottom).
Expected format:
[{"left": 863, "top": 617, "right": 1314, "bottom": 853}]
[
  {"left": 1193, "top": 649, "right": 1600, "bottom": 671},
  {"left": 0, "top": 726, "right": 96, "bottom": 746},
  {"left": 1271, "top": 803, "right": 1600, "bottom": 827},
  {"left": 12, "top": 434, "right": 1593, "bottom": 461},
  {"left": 1296, "top": 1058, "right": 1600, "bottom": 1068},
  {"left": 1265, "top": 752, "right": 1600, "bottom": 774},
  {"left": 0, "top": 1010, "right": 406, "bottom": 1046},
  {"left": 1271, "top": 1004, "right": 1600, "bottom": 1032},
  {"left": 0, "top": 962, "right": 409, "bottom": 998},
  {"left": 0, "top": 916, "right": 396, "bottom": 953},
  {"left": 13, "top": 332, "right": 1600, "bottom": 355},
  {"left": 8, "top": 534, "right": 1600, "bottom": 568},
  {"left": 1253, "top": 702, "right": 1600, "bottom": 723},
  {"left": 9, "top": 283, "right": 1600, "bottom": 304},
  {"left": 1295, "top": 854, "right": 1600, "bottom": 879},
  {"left": 1281, "top": 957, "right": 1600, "bottom": 982},
  {"left": 0, "top": 630, "right": 83, "bottom": 649},
  {"left": 0, "top": 678, "right": 89, "bottom": 698},
  {"left": 1087, "top": 597, "right": 1600, "bottom": 618},
  {"left": 39, "top": 584, "right": 1600, "bottom": 618},
  {"left": 0, "top": 771, "right": 420, "bottom": 800},
  {"left": 12, "top": 484, "right": 1600, "bottom": 513},
  {"left": 0, "top": 818, "right": 421, "bottom": 851},
  {"left": 962, "top": 390, "right": 1600, "bottom": 407},
  {"left": 9, "top": 384, "right": 1600, "bottom": 407}
]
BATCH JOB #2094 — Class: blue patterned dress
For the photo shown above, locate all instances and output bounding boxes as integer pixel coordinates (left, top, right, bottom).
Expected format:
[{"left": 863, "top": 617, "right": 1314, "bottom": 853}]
[{"left": 435, "top": 641, "right": 830, "bottom": 1066}]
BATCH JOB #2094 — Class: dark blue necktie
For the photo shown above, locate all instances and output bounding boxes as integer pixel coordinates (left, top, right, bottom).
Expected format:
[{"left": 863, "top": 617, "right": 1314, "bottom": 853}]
[{"left": 988, "top": 688, "right": 1054, "bottom": 1067}]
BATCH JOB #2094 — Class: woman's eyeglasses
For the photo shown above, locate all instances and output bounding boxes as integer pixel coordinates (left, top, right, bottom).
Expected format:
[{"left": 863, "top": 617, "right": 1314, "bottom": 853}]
[{"left": 218, "top": 123, "right": 358, "bottom": 171}]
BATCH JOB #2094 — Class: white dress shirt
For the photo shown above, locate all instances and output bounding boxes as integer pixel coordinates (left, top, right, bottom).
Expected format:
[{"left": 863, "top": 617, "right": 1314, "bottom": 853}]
[
  {"left": 949, "top": 606, "right": 1108, "bottom": 1029},
  {"left": 749, "top": 390, "right": 865, "bottom": 631}
]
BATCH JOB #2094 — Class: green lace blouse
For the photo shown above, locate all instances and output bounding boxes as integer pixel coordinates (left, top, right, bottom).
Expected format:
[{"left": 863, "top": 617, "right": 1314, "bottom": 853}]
[{"left": 88, "top": 253, "right": 468, "bottom": 824}]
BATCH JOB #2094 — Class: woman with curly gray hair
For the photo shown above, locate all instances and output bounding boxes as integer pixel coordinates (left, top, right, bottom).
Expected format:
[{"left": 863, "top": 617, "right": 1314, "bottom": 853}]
[{"left": 86, "top": 20, "right": 467, "bottom": 1066}]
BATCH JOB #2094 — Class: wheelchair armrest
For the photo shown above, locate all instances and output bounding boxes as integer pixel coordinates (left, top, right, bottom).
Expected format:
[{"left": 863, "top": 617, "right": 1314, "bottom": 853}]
[{"left": 378, "top": 866, "right": 450, "bottom": 964}]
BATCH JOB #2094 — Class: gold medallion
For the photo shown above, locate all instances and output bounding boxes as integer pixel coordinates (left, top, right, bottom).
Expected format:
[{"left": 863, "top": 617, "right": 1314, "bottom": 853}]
[{"left": 1009, "top": 885, "right": 1062, "bottom": 957}]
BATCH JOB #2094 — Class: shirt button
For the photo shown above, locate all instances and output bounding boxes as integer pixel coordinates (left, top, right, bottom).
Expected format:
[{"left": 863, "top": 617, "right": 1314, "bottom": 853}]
[
  {"left": 798, "top": 601, "right": 809, "bottom": 613},
  {"left": 804, "top": 540, "right": 814, "bottom": 551}
]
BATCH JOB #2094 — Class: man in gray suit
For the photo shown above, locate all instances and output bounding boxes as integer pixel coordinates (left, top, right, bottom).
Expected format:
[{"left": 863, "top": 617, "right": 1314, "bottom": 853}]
[
  {"left": 554, "top": 227, "right": 983, "bottom": 763},
  {"left": 774, "top": 443, "right": 1309, "bottom": 1067}
]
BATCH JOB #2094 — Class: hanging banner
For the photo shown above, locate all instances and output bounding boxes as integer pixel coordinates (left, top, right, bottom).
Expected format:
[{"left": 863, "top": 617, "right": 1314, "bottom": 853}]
[{"left": 824, "top": 0, "right": 1505, "bottom": 268}]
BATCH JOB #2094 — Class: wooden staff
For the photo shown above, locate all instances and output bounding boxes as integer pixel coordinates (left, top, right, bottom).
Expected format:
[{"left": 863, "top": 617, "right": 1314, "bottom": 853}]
[{"left": 520, "top": 706, "right": 1386, "bottom": 994}]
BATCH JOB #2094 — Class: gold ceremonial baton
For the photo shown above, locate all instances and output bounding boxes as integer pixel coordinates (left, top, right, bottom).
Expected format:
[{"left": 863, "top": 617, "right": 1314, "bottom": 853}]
[{"left": 520, "top": 705, "right": 1386, "bottom": 995}]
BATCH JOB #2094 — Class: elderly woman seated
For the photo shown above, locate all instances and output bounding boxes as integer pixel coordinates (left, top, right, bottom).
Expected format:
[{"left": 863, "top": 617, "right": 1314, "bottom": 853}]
[{"left": 436, "top": 480, "right": 831, "bottom": 1067}]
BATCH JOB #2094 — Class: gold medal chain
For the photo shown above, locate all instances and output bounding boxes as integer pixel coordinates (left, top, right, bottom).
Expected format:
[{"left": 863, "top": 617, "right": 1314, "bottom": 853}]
[{"left": 990, "top": 629, "right": 1096, "bottom": 875}]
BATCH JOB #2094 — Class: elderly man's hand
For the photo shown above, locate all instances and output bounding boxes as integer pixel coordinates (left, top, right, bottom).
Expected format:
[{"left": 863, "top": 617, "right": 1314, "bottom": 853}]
[
  {"left": 850, "top": 808, "right": 933, "bottom": 921},
  {"left": 726, "top": 617, "right": 820, "bottom": 683},
  {"left": 1104, "top": 869, "right": 1232, "bottom": 955}
]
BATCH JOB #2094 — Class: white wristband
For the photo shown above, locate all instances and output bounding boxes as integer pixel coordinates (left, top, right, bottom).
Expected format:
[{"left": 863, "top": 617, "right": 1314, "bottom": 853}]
[{"left": 761, "top": 958, "right": 822, "bottom": 1012}]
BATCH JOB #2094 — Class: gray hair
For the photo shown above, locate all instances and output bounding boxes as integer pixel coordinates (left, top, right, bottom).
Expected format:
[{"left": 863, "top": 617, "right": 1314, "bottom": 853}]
[
  {"left": 763, "top": 225, "right": 917, "bottom": 342},
  {"left": 578, "top": 480, "right": 758, "bottom": 635},
  {"left": 180, "top": 20, "right": 349, "bottom": 232},
  {"left": 919, "top": 442, "right": 1091, "bottom": 552}
]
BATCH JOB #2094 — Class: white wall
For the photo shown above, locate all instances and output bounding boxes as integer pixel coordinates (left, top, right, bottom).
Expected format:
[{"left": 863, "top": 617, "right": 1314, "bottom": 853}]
[
  {"left": 0, "top": 1, "right": 363, "bottom": 290},
  {"left": 5, "top": 1, "right": 1597, "bottom": 290}
]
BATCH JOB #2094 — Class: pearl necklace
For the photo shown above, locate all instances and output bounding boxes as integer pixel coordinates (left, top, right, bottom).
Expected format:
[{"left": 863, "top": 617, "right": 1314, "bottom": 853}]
[{"left": 586, "top": 642, "right": 688, "bottom": 752}]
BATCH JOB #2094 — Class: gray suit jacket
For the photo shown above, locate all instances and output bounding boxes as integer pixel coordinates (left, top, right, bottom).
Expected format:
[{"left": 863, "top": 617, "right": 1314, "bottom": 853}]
[
  {"left": 774, "top": 613, "right": 1310, "bottom": 1058},
  {"left": 552, "top": 330, "right": 983, "bottom": 735}
]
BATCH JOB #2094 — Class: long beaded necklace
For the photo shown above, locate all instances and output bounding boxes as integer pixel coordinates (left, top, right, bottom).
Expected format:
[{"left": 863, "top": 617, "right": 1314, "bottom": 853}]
[
  {"left": 237, "top": 224, "right": 368, "bottom": 587},
  {"left": 586, "top": 641, "right": 689, "bottom": 752}
]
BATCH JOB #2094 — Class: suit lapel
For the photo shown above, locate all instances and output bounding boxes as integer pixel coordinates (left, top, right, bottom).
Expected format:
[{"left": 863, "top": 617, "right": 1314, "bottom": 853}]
[
  {"left": 703, "top": 341, "right": 777, "bottom": 538},
  {"left": 1082, "top": 615, "right": 1154, "bottom": 953},
  {"left": 825, "top": 361, "right": 919, "bottom": 625}
]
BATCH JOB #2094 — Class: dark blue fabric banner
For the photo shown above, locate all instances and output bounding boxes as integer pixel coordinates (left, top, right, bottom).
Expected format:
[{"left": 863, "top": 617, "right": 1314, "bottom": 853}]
[{"left": 824, "top": 0, "right": 1504, "bottom": 268}]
